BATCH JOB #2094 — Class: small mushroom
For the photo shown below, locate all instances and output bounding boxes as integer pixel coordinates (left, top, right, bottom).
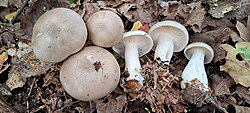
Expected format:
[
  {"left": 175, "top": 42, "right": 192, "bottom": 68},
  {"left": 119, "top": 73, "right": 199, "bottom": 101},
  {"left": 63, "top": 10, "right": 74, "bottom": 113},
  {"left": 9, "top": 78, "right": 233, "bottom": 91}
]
[
  {"left": 32, "top": 8, "right": 87, "bottom": 63},
  {"left": 148, "top": 21, "right": 189, "bottom": 64},
  {"left": 112, "top": 30, "right": 153, "bottom": 92},
  {"left": 60, "top": 46, "right": 120, "bottom": 101},
  {"left": 181, "top": 42, "right": 214, "bottom": 91},
  {"left": 87, "top": 10, "right": 124, "bottom": 47}
]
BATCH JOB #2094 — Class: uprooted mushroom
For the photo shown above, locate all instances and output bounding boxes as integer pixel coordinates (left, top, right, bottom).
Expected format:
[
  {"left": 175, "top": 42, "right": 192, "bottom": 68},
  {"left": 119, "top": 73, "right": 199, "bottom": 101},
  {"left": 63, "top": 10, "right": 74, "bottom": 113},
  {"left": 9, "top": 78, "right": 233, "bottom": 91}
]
[
  {"left": 148, "top": 21, "right": 189, "bottom": 64},
  {"left": 113, "top": 30, "right": 153, "bottom": 92},
  {"left": 181, "top": 42, "right": 214, "bottom": 91}
]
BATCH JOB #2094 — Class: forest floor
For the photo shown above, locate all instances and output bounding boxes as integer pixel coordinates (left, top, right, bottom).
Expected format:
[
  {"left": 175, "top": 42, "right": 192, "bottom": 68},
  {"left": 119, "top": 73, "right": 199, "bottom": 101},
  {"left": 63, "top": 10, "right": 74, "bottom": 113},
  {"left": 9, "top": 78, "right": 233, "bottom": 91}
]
[{"left": 0, "top": 0, "right": 250, "bottom": 113}]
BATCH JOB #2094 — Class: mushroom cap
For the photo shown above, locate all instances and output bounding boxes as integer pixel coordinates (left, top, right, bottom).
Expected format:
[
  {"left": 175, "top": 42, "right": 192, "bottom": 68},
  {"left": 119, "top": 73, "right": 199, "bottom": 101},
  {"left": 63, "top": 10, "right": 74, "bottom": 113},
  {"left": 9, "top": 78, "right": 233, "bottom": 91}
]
[
  {"left": 60, "top": 46, "right": 120, "bottom": 101},
  {"left": 32, "top": 8, "right": 87, "bottom": 63},
  {"left": 87, "top": 10, "right": 124, "bottom": 47},
  {"left": 148, "top": 20, "right": 189, "bottom": 52},
  {"left": 184, "top": 42, "right": 214, "bottom": 64},
  {"left": 112, "top": 30, "right": 153, "bottom": 58}
]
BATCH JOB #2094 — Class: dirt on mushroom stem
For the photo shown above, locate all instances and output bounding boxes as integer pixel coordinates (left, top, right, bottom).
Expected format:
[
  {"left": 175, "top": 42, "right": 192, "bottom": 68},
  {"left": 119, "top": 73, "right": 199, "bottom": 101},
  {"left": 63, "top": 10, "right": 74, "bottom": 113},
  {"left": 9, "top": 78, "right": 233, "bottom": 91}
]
[{"left": 182, "top": 79, "right": 212, "bottom": 107}]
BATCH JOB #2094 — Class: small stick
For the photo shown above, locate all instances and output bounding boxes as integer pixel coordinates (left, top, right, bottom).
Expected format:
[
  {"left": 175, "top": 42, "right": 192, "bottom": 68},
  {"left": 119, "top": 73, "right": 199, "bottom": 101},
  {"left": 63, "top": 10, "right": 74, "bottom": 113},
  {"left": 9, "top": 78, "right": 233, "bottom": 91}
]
[{"left": 11, "top": 0, "right": 30, "bottom": 23}]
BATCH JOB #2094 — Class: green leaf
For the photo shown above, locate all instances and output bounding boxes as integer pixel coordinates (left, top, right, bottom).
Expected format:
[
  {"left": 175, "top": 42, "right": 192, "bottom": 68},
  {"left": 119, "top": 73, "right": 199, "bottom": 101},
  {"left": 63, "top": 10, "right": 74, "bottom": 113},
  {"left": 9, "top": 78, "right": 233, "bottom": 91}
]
[
  {"left": 235, "top": 42, "right": 250, "bottom": 60},
  {"left": 220, "top": 42, "right": 250, "bottom": 87}
]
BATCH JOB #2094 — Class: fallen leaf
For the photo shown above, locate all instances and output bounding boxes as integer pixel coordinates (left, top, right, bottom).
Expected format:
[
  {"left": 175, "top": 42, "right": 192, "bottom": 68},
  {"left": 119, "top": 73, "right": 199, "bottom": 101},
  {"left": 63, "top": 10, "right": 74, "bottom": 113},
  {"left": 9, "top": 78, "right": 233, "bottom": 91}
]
[
  {"left": 83, "top": 2, "right": 100, "bottom": 21},
  {"left": 159, "top": 1, "right": 180, "bottom": 19},
  {"left": 236, "top": 16, "right": 250, "bottom": 41},
  {"left": 208, "top": 0, "right": 241, "bottom": 18},
  {"left": 186, "top": 1, "right": 206, "bottom": 33},
  {"left": 234, "top": 85, "right": 250, "bottom": 104},
  {"left": 211, "top": 74, "right": 235, "bottom": 96},
  {"left": 96, "top": 94, "right": 127, "bottom": 113},
  {"left": 0, "top": 52, "right": 8, "bottom": 64},
  {"left": 139, "top": 24, "right": 149, "bottom": 32},
  {"left": 118, "top": 2, "right": 157, "bottom": 23},
  {"left": 5, "top": 70, "right": 26, "bottom": 90},
  {"left": 20, "top": 0, "right": 52, "bottom": 35},
  {"left": 117, "top": 3, "right": 135, "bottom": 20},
  {"left": 5, "top": 11, "right": 17, "bottom": 22},
  {"left": 220, "top": 42, "right": 250, "bottom": 87},
  {"left": 130, "top": 21, "right": 142, "bottom": 31},
  {"left": 7, "top": 48, "right": 16, "bottom": 57},
  {"left": 0, "top": 0, "right": 8, "bottom": 7}
]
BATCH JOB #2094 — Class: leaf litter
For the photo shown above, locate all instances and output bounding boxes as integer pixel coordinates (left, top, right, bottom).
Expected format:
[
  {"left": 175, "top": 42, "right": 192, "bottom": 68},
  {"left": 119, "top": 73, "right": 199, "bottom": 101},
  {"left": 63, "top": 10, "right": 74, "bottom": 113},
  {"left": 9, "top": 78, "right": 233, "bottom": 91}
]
[{"left": 0, "top": 0, "right": 250, "bottom": 113}]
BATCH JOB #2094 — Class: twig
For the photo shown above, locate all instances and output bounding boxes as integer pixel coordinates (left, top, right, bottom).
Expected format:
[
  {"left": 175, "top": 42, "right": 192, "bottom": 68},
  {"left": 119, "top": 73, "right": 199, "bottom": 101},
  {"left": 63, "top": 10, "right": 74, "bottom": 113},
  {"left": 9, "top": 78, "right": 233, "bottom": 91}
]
[
  {"left": 11, "top": 0, "right": 30, "bottom": 23},
  {"left": 0, "top": 64, "right": 10, "bottom": 74},
  {"left": 209, "top": 100, "right": 228, "bottom": 113},
  {"left": 26, "top": 77, "right": 36, "bottom": 112}
]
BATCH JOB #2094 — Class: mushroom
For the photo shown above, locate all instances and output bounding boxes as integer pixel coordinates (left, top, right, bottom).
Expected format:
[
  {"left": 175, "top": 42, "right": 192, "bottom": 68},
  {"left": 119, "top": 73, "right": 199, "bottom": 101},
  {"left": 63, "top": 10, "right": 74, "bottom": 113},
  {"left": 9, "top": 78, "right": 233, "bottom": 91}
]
[
  {"left": 181, "top": 42, "right": 214, "bottom": 91},
  {"left": 112, "top": 30, "right": 153, "bottom": 92},
  {"left": 32, "top": 8, "right": 87, "bottom": 63},
  {"left": 148, "top": 21, "right": 189, "bottom": 64},
  {"left": 87, "top": 10, "right": 124, "bottom": 47},
  {"left": 60, "top": 46, "right": 120, "bottom": 101}
]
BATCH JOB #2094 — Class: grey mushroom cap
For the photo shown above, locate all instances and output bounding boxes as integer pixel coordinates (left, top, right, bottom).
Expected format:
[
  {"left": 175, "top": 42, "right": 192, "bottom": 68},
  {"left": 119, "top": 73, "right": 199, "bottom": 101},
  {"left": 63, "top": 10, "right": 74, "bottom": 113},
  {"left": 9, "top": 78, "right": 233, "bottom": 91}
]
[
  {"left": 184, "top": 42, "right": 214, "bottom": 64},
  {"left": 112, "top": 30, "right": 153, "bottom": 58},
  {"left": 32, "top": 8, "right": 87, "bottom": 63},
  {"left": 148, "top": 20, "right": 189, "bottom": 52},
  {"left": 87, "top": 10, "right": 124, "bottom": 47},
  {"left": 60, "top": 46, "right": 120, "bottom": 101}
]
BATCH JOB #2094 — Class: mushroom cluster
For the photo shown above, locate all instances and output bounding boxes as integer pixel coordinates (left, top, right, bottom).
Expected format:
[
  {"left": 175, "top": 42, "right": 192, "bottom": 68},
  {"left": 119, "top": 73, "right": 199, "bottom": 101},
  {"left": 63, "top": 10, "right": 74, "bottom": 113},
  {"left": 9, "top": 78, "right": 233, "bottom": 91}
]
[
  {"left": 32, "top": 7, "right": 215, "bottom": 101},
  {"left": 32, "top": 8, "right": 122, "bottom": 101}
]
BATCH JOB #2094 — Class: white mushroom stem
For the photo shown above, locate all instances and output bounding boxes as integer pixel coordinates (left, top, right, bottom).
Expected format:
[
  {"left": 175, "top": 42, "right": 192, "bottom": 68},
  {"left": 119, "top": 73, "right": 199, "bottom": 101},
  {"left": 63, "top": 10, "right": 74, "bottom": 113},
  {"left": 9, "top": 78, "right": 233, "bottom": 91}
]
[
  {"left": 181, "top": 48, "right": 209, "bottom": 91},
  {"left": 124, "top": 43, "right": 144, "bottom": 85},
  {"left": 154, "top": 37, "right": 174, "bottom": 64}
]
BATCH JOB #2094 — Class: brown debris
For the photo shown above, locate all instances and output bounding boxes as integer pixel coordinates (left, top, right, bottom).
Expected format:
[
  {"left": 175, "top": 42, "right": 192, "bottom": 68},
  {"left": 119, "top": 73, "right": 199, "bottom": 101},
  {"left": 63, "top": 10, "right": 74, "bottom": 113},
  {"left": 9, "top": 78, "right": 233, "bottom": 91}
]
[
  {"left": 211, "top": 74, "right": 235, "bottom": 96},
  {"left": 96, "top": 94, "right": 127, "bottom": 113}
]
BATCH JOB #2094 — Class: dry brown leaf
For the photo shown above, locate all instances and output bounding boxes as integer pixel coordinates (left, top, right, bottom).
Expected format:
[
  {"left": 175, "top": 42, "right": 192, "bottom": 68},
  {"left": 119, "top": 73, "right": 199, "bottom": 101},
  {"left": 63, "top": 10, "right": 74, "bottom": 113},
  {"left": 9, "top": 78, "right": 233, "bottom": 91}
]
[
  {"left": 118, "top": 1, "right": 157, "bottom": 23},
  {"left": 5, "top": 70, "right": 26, "bottom": 90},
  {"left": 117, "top": 3, "right": 135, "bottom": 20},
  {"left": 96, "top": 94, "right": 127, "bottom": 113},
  {"left": 160, "top": 1, "right": 180, "bottom": 19},
  {"left": 234, "top": 86, "right": 250, "bottom": 104},
  {"left": 208, "top": 0, "right": 241, "bottom": 18},
  {"left": 211, "top": 74, "right": 235, "bottom": 96},
  {"left": 236, "top": 16, "right": 250, "bottom": 41},
  {"left": 186, "top": 1, "right": 206, "bottom": 32},
  {"left": 83, "top": 2, "right": 100, "bottom": 21}
]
